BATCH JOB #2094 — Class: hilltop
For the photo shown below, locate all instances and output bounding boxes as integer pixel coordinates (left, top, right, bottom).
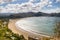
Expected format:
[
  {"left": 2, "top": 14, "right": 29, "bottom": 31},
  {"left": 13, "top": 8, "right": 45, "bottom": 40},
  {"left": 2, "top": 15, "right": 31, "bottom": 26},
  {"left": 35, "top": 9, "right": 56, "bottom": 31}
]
[{"left": 0, "top": 12, "right": 60, "bottom": 18}]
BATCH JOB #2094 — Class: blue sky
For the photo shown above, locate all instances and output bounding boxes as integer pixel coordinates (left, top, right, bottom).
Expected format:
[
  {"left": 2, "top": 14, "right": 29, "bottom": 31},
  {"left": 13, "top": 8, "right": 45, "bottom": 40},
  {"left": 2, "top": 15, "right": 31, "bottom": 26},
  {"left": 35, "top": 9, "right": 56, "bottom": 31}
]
[{"left": 0, "top": 0, "right": 60, "bottom": 13}]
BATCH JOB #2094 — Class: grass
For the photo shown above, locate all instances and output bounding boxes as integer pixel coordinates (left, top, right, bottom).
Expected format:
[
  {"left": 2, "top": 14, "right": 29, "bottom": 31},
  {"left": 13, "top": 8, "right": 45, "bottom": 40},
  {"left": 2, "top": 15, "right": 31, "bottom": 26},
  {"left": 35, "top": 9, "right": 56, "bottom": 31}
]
[{"left": 0, "top": 19, "right": 26, "bottom": 40}]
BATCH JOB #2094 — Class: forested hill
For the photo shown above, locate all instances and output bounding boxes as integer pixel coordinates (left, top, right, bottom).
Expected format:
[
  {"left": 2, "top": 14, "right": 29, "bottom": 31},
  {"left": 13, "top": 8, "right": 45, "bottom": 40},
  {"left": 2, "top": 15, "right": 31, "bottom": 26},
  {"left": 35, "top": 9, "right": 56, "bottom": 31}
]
[{"left": 0, "top": 12, "right": 60, "bottom": 18}]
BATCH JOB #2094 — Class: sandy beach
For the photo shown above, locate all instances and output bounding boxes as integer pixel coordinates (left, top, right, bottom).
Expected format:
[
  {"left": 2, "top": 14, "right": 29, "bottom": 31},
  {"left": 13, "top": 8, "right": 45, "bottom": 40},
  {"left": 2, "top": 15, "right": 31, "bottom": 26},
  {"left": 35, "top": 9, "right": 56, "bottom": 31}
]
[
  {"left": 8, "top": 19, "right": 41, "bottom": 40},
  {"left": 8, "top": 19, "right": 28, "bottom": 40},
  {"left": 8, "top": 18, "right": 52, "bottom": 40}
]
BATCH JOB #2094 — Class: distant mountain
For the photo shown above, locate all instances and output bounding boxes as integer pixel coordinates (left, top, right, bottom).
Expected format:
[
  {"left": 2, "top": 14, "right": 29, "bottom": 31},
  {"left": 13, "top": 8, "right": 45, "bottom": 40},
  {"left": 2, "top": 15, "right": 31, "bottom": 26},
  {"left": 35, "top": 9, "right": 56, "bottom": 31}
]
[
  {"left": 0, "top": 12, "right": 60, "bottom": 18},
  {"left": 50, "top": 13, "right": 60, "bottom": 17},
  {"left": 10, "top": 12, "right": 60, "bottom": 18}
]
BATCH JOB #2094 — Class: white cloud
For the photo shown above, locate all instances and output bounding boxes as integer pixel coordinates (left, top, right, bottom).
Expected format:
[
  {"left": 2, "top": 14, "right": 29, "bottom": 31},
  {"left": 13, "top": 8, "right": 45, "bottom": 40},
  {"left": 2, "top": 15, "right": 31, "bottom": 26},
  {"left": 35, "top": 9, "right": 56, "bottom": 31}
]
[
  {"left": 47, "top": 1, "right": 53, "bottom": 7},
  {"left": 41, "top": 8, "right": 60, "bottom": 13},
  {"left": 29, "top": 0, "right": 34, "bottom": 3},
  {"left": 0, "top": 0, "right": 16, "bottom": 4},
  {"left": 0, "top": 0, "right": 60, "bottom": 13},
  {"left": 47, "top": 5, "right": 52, "bottom": 7},
  {"left": 0, "top": 0, "right": 50, "bottom": 13},
  {"left": 49, "top": 1, "right": 52, "bottom": 4},
  {"left": 56, "top": 0, "right": 60, "bottom": 2},
  {"left": 0, "top": 0, "right": 4, "bottom": 4}
]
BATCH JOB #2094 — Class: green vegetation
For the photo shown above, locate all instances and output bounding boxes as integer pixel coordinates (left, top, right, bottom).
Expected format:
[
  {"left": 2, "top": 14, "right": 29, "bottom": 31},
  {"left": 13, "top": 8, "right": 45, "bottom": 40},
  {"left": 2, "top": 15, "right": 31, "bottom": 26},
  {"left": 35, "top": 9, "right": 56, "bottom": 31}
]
[
  {"left": 54, "top": 22, "right": 60, "bottom": 38},
  {"left": 53, "top": 22, "right": 60, "bottom": 40},
  {"left": 0, "top": 19, "right": 26, "bottom": 40}
]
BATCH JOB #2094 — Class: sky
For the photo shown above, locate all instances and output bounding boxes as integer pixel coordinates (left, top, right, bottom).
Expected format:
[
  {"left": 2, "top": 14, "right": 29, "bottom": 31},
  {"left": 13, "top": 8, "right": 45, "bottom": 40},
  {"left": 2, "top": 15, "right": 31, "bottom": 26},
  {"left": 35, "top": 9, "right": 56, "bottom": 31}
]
[{"left": 0, "top": 0, "right": 60, "bottom": 13}]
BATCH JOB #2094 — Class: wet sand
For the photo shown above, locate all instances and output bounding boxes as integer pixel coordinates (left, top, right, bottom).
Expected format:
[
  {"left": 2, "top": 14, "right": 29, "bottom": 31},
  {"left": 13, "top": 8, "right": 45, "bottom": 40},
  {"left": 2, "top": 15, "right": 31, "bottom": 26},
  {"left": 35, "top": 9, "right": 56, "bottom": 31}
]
[
  {"left": 8, "top": 19, "right": 56, "bottom": 40},
  {"left": 8, "top": 19, "right": 44, "bottom": 40},
  {"left": 8, "top": 19, "right": 28, "bottom": 40}
]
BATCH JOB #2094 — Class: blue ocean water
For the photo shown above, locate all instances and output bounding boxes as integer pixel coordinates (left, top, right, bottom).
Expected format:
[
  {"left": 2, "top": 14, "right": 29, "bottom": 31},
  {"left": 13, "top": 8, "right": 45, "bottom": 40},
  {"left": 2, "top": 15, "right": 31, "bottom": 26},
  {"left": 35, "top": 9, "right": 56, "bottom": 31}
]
[{"left": 16, "top": 17, "right": 60, "bottom": 36}]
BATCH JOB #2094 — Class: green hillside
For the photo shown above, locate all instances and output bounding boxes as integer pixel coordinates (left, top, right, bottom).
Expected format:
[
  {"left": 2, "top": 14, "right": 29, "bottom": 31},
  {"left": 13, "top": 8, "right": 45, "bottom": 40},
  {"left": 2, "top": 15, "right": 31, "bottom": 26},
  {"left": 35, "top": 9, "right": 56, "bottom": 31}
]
[{"left": 0, "top": 19, "right": 26, "bottom": 40}]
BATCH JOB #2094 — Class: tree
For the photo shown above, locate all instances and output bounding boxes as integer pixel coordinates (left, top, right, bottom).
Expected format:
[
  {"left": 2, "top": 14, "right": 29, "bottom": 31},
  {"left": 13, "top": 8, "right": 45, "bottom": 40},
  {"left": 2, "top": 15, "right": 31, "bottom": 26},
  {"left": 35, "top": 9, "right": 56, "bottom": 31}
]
[{"left": 54, "top": 22, "right": 60, "bottom": 40}]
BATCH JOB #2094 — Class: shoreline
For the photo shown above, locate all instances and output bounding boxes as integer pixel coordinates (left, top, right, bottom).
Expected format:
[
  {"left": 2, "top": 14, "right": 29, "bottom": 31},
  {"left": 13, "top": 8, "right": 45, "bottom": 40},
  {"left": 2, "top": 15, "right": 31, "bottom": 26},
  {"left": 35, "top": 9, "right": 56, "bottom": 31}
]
[
  {"left": 8, "top": 19, "right": 28, "bottom": 40},
  {"left": 8, "top": 18, "right": 53, "bottom": 40},
  {"left": 15, "top": 22, "right": 51, "bottom": 38}
]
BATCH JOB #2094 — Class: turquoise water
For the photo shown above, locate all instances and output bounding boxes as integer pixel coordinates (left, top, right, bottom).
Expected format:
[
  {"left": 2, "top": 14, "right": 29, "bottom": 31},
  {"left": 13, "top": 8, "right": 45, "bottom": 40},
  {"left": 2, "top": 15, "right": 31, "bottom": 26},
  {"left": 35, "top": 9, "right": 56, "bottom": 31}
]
[{"left": 16, "top": 17, "right": 60, "bottom": 36}]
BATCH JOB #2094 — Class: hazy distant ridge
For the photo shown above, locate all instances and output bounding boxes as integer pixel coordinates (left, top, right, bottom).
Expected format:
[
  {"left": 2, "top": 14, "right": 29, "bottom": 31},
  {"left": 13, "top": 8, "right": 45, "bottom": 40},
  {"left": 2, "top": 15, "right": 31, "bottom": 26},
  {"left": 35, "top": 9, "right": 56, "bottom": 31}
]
[{"left": 0, "top": 12, "right": 60, "bottom": 18}]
